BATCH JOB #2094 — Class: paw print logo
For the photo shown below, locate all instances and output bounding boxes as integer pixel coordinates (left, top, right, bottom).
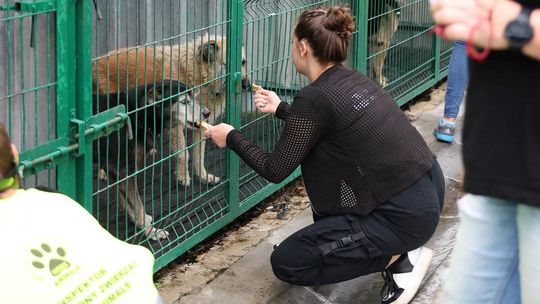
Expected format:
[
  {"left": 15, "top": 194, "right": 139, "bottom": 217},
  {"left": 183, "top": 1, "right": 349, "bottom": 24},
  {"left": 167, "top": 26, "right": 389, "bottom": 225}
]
[{"left": 30, "top": 244, "right": 70, "bottom": 277}]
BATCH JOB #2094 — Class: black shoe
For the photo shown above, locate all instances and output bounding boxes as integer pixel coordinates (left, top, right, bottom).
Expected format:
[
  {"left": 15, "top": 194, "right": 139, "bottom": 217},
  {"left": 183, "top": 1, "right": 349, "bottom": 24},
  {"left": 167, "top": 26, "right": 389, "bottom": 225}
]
[{"left": 380, "top": 246, "right": 433, "bottom": 304}]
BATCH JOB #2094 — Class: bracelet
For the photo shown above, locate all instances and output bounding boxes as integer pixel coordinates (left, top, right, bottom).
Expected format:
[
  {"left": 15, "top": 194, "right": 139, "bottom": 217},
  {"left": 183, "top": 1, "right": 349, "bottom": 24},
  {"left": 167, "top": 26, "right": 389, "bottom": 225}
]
[{"left": 467, "top": 0, "right": 498, "bottom": 62}]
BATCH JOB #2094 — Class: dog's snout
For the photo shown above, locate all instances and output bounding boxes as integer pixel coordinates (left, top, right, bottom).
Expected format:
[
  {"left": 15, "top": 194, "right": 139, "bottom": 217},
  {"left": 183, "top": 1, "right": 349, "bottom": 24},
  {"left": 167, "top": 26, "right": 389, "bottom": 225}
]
[
  {"left": 203, "top": 108, "right": 211, "bottom": 119},
  {"left": 241, "top": 78, "right": 251, "bottom": 90}
]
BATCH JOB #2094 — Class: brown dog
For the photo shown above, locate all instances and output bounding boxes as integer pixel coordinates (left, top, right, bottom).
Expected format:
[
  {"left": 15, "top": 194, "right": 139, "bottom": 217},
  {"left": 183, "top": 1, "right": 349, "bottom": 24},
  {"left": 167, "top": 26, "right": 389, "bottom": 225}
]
[
  {"left": 368, "top": 0, "right": 401, "bottom": 87},
  {"left": 93, "top": 34, "right": 247, "bottom": 186},
  {"left": 93, "top": 81, "right": 207, "bottom": 240}
]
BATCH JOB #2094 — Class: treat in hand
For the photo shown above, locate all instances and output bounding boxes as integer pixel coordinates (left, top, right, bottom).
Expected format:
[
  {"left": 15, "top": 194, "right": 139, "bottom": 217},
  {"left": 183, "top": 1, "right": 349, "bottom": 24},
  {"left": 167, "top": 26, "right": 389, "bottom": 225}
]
[
  {"left": 252, "top": 84, "right": 263, "bottom": 92},
  {"left": 194, "top": 121, "right": 212, "bottom": 130}
]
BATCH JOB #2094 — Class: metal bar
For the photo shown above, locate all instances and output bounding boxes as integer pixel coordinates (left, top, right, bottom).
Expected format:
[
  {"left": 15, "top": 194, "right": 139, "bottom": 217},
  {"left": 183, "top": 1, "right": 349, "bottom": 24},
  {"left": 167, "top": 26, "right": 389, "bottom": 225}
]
[
  {"left": 239, "top": 168, "right": 301, "bottom": 211},
  {"left": 17, "top": 112, "right": 128, "bottom": 177},
  {"left": 394, "top": 77, "right": 439, "bottom": 107},
  {"left": 19, "top": 138, "right": 69, "bottom": 164},
  {"left": 19, "top": 143, "right": 79, "bottom": 177},
  {"left": 226, "top": 0, "right": 243, "bottom": 216},
  {"left": 433, "top": 26, "right": 441, "bottom": 82},
  {"left": 153, "top": 212, "right": 236, "bottom": 271},
  {"left": 353, "top": 0, "right": 368, "bottom": 73},
  {"left": 74, "top": 0, "right": 94, "bottom": 211},
  {"left": 0, "top": 1, "right": 56, "bottom": 13},
  {"left": 46, "top": 10, "right": 53, "bottom": 186},
  {"left": 55, "top": 0, "right": 77, "bottom": 198},
  {"left": 19, "top": 7, "right": 26, "bottom": 151}
]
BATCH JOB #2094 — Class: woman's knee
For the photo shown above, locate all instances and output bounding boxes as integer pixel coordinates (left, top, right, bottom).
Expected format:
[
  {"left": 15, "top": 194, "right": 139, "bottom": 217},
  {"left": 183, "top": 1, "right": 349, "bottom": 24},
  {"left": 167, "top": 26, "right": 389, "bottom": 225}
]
[
  {"left": 270, "top": 250, "right": 290, "bottom": 282},
  {"left": 270, "top": 245, "right": 317, "bottom": 285}
]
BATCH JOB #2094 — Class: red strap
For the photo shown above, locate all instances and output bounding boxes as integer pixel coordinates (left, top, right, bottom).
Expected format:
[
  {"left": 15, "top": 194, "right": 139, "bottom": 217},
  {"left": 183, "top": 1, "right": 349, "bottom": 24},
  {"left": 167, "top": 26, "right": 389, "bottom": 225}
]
[{"left": 467, "top": 0, "right": 497, "bottom": 62}]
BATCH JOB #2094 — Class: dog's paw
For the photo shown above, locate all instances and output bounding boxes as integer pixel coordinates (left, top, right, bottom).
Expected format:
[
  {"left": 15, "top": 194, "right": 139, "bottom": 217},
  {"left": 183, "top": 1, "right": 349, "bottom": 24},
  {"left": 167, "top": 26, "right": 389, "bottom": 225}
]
[
  {"left": 146, "top": 227, "right": 170, "bottom": 241},
  {"left": 99, "top": 169, "right": 107, "bottom": 181},
  {"left": 377, "top": 76, "right": 389, "bottom": 88},
  {"left": 148, "top": 148, "right": 158, "bottom": 156},
  {"left": 200, "top": 173, "right": 221, "bottom": 185},
  {"left": 177, "top": 173, "right": 191, "bottom": 187}
]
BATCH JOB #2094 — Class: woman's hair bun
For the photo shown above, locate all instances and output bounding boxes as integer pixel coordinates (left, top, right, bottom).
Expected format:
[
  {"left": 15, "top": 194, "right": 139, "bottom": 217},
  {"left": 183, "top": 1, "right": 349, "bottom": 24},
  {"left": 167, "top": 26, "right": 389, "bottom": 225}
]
[
  {"left": 324, "top": 6, "right": 355, "bottom": 40},
  {"left": 294, "top": 5, "right": 355, "bottom": 63}
]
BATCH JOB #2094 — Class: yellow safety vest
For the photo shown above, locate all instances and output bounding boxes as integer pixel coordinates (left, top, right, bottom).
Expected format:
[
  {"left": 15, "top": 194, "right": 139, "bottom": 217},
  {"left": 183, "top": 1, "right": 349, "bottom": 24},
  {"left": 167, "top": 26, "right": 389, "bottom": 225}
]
[{"left": 0, "top": 189, "right": 159, "bottom": 304}]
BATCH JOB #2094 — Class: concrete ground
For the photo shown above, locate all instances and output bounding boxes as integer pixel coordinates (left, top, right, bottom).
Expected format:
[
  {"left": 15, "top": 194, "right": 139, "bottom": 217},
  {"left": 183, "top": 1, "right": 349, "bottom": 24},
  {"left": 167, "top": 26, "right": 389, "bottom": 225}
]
[{"left": 157, "top": 84, "right": 465, "bottom": 304}]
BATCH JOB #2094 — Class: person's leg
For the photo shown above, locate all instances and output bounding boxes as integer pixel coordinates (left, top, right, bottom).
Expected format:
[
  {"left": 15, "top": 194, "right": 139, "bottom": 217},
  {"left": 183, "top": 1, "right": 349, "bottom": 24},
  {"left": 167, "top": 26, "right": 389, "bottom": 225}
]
[
  {"left": 517, "top": 203, "right": 540, "bottom": 304},
  {"left": 444, "top": 194, "right": 521, "bottom": 304},
  {"left": 271, "top": 164, "right": 442, "bottom": 288},
  {"left": 270, "top": 214, "right": 391, "bottom": 286},
  {"left": 435, "top": 41, "right": 468, "bottom": 143},
  {"left": 443, "top": 41, "right": 468, "bottom": 121},
  {"left": 379, "top": 162, "right": 443, "bottom": 304}
]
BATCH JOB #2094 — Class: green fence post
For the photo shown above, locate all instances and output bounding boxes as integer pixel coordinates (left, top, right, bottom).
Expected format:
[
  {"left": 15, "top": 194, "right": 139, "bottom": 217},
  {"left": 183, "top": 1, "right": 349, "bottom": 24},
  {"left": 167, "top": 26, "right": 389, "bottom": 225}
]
[
  {"left": 55, "top": 0, "right": 92, "bottom": 209},
  {"left": 226, "top": 0, "right": 243, "bottom": 216},
  {"left": 74, "top": 0, "right": 93, "bottom": 211},
  {"left": 55, "top": 0, "right": 77, "bottom": 198},
  {"left": 353, "top": 0, "right": 368, "bottom": 74},
  {"left": 433, "top": 33, "right": 441, "bottom": 82}
]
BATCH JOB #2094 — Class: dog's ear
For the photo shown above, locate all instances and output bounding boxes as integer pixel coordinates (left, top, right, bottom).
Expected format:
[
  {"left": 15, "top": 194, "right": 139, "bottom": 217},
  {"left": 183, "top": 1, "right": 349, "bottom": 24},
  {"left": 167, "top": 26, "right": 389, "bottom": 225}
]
[
  {"left": 158, "top": 80, "right": 177, "bottom": 98},
  {"left": 198, "top": 40, "right": 219, "bottom": 63},
  {"left": 177, "top": 82, "right": 188, "bottom": 93},
  {"left": 158, "top": 80, "right": 188, "bottom": 100}
]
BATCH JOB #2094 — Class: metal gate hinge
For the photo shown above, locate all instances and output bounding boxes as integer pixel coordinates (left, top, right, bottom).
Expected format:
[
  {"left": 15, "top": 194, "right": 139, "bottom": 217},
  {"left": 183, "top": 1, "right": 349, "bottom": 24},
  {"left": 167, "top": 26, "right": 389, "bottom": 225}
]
[{"left": 0, "top": 1, "right": 56, "bottom": 13}]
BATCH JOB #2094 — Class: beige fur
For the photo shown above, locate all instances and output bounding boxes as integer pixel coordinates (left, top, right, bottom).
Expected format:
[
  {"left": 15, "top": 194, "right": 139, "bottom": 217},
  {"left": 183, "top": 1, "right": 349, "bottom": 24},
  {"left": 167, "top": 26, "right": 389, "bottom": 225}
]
[
  {"left": 369, "top": 6, "right": 400, "bottom": 87},
  {"left": 92, "top": 34, "right": 246, "bottom": 186}
]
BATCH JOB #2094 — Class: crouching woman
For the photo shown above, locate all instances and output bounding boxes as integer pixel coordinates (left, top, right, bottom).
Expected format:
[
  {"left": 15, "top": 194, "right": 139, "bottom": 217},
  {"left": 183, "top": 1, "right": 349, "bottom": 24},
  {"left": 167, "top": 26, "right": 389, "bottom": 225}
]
[{"left": 204, "top": 6, "right": 444, "bottom": 304}]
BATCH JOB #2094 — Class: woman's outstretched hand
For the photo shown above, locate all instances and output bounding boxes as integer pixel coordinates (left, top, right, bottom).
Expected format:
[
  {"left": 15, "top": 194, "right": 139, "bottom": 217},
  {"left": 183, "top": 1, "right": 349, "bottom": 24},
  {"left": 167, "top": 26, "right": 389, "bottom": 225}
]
[
  {"left": 203, "top": 123, "right": 235, "bottom": 148},
  {"left": 253, "top": 89, "right": 282, "bottom": 114}
]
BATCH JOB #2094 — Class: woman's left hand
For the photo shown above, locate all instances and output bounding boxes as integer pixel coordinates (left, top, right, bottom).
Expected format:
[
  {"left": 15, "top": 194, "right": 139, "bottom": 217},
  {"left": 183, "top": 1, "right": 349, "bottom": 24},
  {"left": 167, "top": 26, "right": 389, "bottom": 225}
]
[
  {"left": 203, "top": 123, "right": 235, "bottom": 148},
  {"left": 430, "top": 0, "right": 520, "bottom": 50}
]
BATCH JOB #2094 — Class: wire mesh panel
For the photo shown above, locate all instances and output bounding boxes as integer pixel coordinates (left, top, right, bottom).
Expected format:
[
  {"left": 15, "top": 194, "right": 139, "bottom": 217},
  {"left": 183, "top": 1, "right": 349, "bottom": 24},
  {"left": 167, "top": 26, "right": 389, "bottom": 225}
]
[
  {"left": 365, "top": 0, "right": 441, "bottom": 104},
  {"left": 0, "top": 0, "right": 57, "bottom": 187},
  {"left": 90, "top": 0, "right": 449, "bottom": 271},
  {"left": 439, "top": 39, "right": 454, "bottom": 70},
  {"left": 91, "top": 0, "right": 236, "bottom": 267}
]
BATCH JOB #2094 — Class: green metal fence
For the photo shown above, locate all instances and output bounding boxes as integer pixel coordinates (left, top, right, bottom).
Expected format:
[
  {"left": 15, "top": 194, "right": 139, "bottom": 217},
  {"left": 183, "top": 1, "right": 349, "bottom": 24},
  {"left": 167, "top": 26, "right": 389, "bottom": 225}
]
[{"left": 1, "top": 0, "right": 452, "bottom": 272}]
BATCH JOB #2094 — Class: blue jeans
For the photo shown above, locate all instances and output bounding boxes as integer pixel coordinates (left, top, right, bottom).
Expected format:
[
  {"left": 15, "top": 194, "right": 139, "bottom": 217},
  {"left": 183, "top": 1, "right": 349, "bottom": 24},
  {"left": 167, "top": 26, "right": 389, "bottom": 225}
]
[
  {"left": 444, "top": 41, "right": 468, "bottom": 119},
  {"left": 444, "top": 194, "right": 540, "bottom": 304}
]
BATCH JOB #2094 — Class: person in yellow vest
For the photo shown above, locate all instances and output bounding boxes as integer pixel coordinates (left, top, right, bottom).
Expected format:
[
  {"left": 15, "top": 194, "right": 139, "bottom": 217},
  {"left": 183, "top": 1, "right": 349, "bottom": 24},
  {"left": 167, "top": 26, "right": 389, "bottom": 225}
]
[{"left": 0, "top": 122, "right": 163, "bottom": 304}]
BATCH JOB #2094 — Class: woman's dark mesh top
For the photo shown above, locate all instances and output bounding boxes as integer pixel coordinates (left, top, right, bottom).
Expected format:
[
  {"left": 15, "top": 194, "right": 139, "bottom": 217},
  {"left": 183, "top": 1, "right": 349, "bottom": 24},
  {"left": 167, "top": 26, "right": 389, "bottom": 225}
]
[{"left": 227, "top": 65, "right": 434, "bottom": 216}]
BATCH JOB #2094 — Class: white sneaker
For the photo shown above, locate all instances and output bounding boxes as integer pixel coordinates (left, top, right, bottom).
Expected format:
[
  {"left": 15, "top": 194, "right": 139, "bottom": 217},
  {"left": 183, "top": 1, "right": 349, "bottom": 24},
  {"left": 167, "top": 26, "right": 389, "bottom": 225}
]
[{"left": 380, "top": 246, "right": 433, "bottom": 304}]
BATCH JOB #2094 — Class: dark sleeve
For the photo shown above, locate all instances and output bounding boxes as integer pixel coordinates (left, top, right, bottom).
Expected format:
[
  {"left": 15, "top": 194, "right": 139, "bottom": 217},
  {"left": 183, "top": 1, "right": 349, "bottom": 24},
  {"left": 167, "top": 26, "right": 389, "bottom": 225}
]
[
  {"left": 275, "top": 101, "right": 291, "bottom": 120},
  {"left": 226, "top": 87, "right": 335, "bottom": 183}
]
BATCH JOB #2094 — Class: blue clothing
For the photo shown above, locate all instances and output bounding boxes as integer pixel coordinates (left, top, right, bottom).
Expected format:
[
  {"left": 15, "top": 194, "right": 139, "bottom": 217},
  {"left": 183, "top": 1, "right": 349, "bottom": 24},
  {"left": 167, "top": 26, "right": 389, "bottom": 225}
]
[
  {"left": 444, "top": 194, "right": 540, "bottom": 304},
  {"left": 443, "top": 41, "right": 468, "bottom": 118}
]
